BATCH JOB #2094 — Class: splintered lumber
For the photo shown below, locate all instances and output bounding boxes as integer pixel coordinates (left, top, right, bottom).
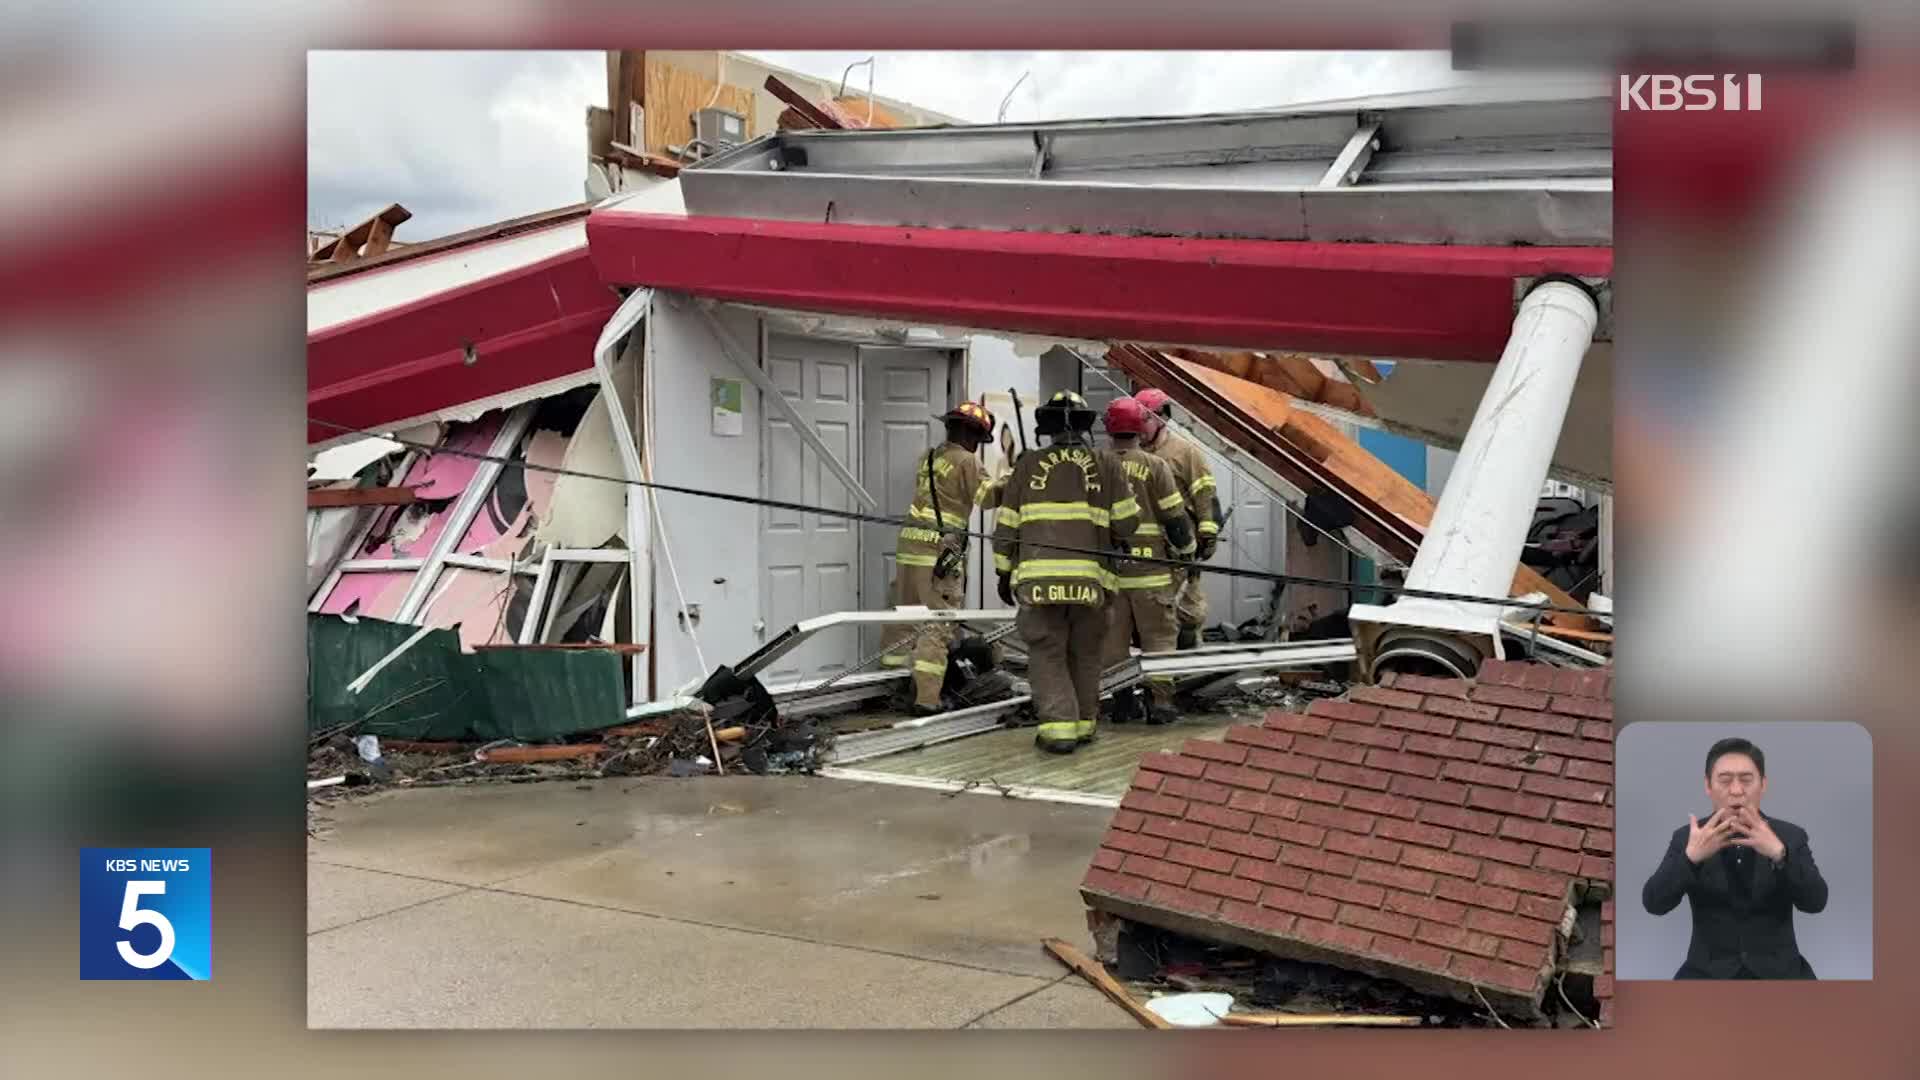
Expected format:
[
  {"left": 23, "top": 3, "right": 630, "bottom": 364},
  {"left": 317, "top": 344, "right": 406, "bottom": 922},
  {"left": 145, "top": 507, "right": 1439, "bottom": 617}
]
[
  {"left": 474, "top": 744, "right": 605, "bottom": 764},
  {"left": 765, "top": 75, "right": 842, "bottom": 130},
  {"left": 1221, "top": 1012, "right": 1423, "bottom": 1028},
  {"left": 1042, "top": 937, "right": 1172, "bottom": 1030},
  {"left": 307, "top": 486, "right": 422, "bottom": 509}
]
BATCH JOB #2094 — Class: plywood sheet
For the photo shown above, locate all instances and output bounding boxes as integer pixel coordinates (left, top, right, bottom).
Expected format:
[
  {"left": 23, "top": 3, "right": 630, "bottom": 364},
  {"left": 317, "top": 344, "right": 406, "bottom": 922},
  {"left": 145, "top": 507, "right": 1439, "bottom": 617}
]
[{"left": 643, "top": 60, "right": 757, "bottom": 155}]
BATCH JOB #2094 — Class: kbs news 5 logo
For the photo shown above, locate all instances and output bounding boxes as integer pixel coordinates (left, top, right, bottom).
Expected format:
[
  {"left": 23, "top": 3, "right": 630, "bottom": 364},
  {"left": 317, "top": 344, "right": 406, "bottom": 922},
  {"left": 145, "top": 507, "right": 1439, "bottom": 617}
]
[{"left": 80, "top": 848, "right": 211, "bottom": 980}]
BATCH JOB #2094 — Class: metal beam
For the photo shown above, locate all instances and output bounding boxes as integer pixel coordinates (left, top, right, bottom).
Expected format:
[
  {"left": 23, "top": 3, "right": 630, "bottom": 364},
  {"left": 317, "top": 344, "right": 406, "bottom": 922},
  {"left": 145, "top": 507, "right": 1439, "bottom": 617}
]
[
  {"left": 825, "top": 696, "right": 1033, "bottom": 764},
  {"left": 1320, "top": 121, "right": 1381, "bottom": 187},
  {"left": 591, "top": 287, "right": 653, "bottom": 702},
  {"left": 392, "top": 404, "right": 536, "bottom": 624},
  {"left": 695, "top": 302, "right": 877, "bottom": 510},
  {"left": 733, "top": 607, "right": 1016, "bottom": 680}
]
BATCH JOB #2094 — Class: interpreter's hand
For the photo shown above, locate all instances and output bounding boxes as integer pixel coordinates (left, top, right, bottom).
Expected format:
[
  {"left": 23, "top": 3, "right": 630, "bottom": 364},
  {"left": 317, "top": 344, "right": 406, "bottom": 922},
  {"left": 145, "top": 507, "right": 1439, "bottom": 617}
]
[
  {"left": 997, "top": 573, "right": 1015, "bottom": 607},
  {"left": 1685, "top": 809, "right": 1738, "bottom": 864},
  {"left": 1728, "top": 807, "right": 1786, "bottom": 863}
]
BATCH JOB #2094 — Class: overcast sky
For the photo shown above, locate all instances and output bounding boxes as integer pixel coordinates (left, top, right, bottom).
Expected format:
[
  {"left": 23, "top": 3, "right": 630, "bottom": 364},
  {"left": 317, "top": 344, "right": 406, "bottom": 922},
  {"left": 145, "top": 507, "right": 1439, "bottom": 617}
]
[{"left": 308, "top": 50, "right": 1471, "bottom": 241}]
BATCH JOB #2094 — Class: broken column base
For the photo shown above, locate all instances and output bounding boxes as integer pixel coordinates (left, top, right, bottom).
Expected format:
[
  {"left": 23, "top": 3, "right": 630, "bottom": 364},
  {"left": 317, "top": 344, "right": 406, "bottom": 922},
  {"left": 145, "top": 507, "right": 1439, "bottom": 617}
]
[{"left": 1346, "top": 597, "right": 1502, "bottom": 685}]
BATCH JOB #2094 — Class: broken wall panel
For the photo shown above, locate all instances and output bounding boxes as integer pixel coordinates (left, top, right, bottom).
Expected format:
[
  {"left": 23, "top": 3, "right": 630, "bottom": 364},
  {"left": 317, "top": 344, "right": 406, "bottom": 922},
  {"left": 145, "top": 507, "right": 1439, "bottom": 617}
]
[
  {"left": 538, "top": 382, "right": 629, "bottom": 548},
  {"left": 318, "top": 570, "right": 412, "bottom": 620},
  {"left": 417, "top": 567, "right": 529, "bottom": 652}
]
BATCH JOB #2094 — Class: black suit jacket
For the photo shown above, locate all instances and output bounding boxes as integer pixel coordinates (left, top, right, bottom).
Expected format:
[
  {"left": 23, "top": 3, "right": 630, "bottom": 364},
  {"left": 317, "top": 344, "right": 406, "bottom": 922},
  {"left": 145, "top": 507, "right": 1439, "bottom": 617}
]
[{"left": 1640, "top": 813, "right": 1828, "bottom": 979}]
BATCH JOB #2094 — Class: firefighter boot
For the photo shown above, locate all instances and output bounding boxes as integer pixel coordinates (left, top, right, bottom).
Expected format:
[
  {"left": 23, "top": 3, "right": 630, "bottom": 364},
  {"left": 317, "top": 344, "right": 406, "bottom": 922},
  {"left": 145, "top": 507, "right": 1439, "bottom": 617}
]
[
  {"left": 1176, "top": 627, "right": 1200, "bottom": 651},
  {"left": 1075, "top": 717, "right": 1098, "bottom": 744},
  {"left": 1035, "top": 720, "right": 1081, "bottom": 755}
]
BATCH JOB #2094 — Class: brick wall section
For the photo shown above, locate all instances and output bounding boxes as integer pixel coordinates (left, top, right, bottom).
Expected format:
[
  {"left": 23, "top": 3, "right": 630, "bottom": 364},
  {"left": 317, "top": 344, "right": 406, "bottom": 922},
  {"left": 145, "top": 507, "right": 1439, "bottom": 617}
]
[{"left": 1082, "top": 659, "right": 1614, "bottom": 1019}]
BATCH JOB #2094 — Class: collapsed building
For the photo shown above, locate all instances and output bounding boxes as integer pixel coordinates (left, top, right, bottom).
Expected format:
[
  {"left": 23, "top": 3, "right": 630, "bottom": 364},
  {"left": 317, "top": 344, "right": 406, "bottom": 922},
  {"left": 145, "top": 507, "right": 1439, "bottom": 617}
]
[{"left": 307, "top": 80, "right": 1615, "bottom": 1024}]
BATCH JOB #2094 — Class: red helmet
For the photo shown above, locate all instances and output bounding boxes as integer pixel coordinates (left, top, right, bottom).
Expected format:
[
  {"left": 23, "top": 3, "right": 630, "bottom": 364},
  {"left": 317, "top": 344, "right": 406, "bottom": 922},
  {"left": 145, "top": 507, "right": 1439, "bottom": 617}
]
[
  {"left": 1104, "top": 396, "right": 1153, "bottom": 437},
  {"left": 1133, "top": 389, "right": 1173, "bottom": 417}
]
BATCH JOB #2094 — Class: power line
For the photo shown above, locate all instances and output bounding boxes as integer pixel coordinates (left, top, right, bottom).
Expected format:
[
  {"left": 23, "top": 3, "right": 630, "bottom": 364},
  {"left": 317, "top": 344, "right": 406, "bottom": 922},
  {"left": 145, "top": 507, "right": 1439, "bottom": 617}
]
[{"left": 309, "top": 416, "right": 1607, "bottom": 618}]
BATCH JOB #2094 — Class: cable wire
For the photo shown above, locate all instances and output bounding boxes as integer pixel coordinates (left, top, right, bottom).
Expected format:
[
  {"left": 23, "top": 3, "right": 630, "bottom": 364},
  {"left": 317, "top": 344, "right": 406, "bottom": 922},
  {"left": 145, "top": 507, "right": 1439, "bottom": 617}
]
[{"left": 308, "top": 416, "right": 1609, "bottom": 618}]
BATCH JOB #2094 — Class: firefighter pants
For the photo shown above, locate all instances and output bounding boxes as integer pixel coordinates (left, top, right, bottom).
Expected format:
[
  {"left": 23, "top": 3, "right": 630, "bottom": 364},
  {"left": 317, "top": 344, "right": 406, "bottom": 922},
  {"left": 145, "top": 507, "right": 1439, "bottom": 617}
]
[
  {"left": 882, "top": 563, "right": 964, "bottom": 708},
  {"left": 1104, "top": 585, "right": 1179, "bottom": 706},
  {"left": 1018, "top": 602, "right": 1107, "bottom": 744},
  {"left": 1175, "top": 566, "right": 1209, "bottom": 636}
]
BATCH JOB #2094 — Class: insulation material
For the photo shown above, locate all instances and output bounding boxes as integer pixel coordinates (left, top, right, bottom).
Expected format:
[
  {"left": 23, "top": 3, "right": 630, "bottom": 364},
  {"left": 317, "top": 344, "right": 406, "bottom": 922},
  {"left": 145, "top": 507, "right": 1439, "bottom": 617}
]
[
  {"left": 538, "top": 387, "right": 629, "bottom": 549},
  {"left": 416, "top": 567, "right": 530, "bottom": 652},
  {"left": 306, "top": 504, "right": 364, "bottom": 596},
  {"left": 308, "top": 436, "right": 403, "bottom": 482},
  {"left": 318, "top": 570, "right": 412, "bottom": 620}
]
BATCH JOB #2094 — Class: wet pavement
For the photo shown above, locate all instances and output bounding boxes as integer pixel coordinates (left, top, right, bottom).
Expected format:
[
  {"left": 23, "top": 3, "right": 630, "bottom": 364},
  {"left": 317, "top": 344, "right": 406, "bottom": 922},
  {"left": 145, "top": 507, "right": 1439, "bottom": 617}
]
[{"left": 307, "top": 775, "right": 1137, "bottom": 1028}]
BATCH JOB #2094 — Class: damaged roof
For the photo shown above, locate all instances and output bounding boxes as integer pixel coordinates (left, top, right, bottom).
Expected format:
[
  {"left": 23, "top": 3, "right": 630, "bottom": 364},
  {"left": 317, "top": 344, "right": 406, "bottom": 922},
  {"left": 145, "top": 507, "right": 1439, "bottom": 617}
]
[{"left": 1081, "top": 659, "right": 1615, "bottom": 1022}]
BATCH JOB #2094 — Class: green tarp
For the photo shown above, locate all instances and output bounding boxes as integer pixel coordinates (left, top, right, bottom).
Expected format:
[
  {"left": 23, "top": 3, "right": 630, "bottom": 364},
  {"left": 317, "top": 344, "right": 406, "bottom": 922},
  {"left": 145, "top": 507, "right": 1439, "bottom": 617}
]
[{"left": 307, "top": 613, "right": 627, "bottom": 742}]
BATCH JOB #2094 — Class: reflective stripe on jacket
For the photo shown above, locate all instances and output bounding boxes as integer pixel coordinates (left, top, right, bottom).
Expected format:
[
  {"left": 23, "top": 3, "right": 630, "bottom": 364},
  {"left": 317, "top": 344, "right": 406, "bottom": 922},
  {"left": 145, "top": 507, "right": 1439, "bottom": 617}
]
[
  {"left": 1146, "top": 427, "right": 1221, "bottom": 538},
  {"left": 992, "top": 441, "right": 1138, "bottom": 606},
  {"left": 1110, "top": 446, "right": 1192, "bottom": 590},
  {"left": 896, "top": 442, "right": 998, "bottom": 569}
]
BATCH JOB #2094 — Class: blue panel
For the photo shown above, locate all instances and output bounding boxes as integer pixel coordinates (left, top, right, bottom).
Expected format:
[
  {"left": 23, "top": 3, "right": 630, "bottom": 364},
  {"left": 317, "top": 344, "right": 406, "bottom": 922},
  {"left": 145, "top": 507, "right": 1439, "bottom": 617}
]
[{"left": 1358, "top": 427, "right": 1427, "bottom": 490}]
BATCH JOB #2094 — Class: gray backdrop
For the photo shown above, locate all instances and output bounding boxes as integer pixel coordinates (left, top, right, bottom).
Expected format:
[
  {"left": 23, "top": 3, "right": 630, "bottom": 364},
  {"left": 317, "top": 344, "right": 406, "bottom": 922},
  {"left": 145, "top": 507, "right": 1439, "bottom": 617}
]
[{"left": 1615, "top": 721, "right": 1872, "bottom": 980}]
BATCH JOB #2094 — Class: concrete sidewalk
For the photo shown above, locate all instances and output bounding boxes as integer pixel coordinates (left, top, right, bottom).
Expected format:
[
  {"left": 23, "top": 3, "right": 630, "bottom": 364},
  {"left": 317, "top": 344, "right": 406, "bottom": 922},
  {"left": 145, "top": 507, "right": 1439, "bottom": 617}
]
[{"left": 307, "top": 775, "right": 1136, "bottom": 1028}]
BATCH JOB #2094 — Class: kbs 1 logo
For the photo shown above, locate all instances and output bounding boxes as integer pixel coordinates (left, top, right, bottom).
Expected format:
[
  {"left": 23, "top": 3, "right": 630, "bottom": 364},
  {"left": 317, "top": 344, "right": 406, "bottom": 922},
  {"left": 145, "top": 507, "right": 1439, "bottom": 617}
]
[
  {"left": 1619, "top": 74, "right": 1763, "bottom": 111},
  {"left": 80, "top": 848, "right": 211, "bottom": 980}
]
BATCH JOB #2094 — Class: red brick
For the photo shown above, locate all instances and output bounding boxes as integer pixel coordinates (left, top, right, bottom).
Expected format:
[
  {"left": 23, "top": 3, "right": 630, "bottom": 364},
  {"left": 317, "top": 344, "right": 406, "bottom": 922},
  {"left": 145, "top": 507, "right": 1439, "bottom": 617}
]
[
  {"left": 1435, "top": 877, "right": 1520, "bottom": 912},
  {"left": 1599, "top": 1000, "right": 1614, "bottom": 1027},
  {"left": 1344, "top": 789, "right": 1420, "bottom": 819},
  {"left": 1165, "top": 777, "right": 1233, "bottom": 805},
  {"left": 1594, "top": 973, "right": 1615, "bottom": 999},
  {"left": 1580, "top": 720, "right": 1614, "bottom": 742},
  {"left": 1552, "top": 694, "right": 1614, "bottom": 720},
  {"left": 1340, "top": 903, "right": 1417, "bottom": 939},
  {"left": 1602, "top": 921, "right": 1615, "bottom": 947},
  {"left": 1247, "top": 752, "right": 1322, "bottom": 780},
  {"left": 1228, "top": 790, "right": 1303, "bottom": 818},
  {"left": 1580, "top": 856, "right": 1613, "bottom": 880},
  {"left": 1465, "top": 908, "right": 1557, "bottom": 946},
  {"left": 1454, "top": 720, "right": 1542, "bottom": 751},
  {"left": 1211, "top": 831, "right": 1282, "bottom": 862},
  {"left": 1279, "top": 845, "right": 1358, "bottom": 877},
  {"left": 1420, "top": 698, "right": 1496, "bottom": 725},
  {"left": 1482, "top": 863, "right": 1571, "bottom": 898},
  {"left": 1521, "top": 774, "right": 1611, "bottom": 804},
  {"left": 1297, "top": 918, "right": 1375, "bottom": 953},
  {"left": 1293, "top": 736, "right": 1370, "bottom": 766},
  {"left": 1475, "top": 659, "right": 1530, "bottom": 687},
  {"left": 1365, "top": 748, "right": 1444, "bottom": 779},
  {"left": 1601, "top": 899, "right": 1615, "bottom": 921},
  {"left": 1106, "top": 831, "right": 1170, "bottom": 859},
  {"left": 1480, "top": 747, "right": 1568, "bottom": 775},
  {"left": 1082, "top": 867, "right": 1150, "bottom": 900},
  {"left": 1377, "top": 818, "right": 1455, "bottom": 850},
  {"left": 1388, "top": 774, "right": 1469, "bottom": 805},
  {"left": 1357, "top": 861, "right": 1440, "bottom": 895},
  {"left": 1146, "top": 882, "right": 1221, "bottom": 917},
  {"left": 1316, "top": 761, "right": 1395, "bottom": 791},
  {"left": 1393, "top": 674, "right": 1472, "bottom": 699},
  {"left": 1254, "top": 817, "right": 1326, "bottom": 847},
  {"left": 1385, "top": 890, "right": 1467, "bottom": 924},
  {"left": 1538, "top": 734, "right": 1613, "bottom": 763},
  {"left": 1264, "top": 773, "right": 1348, "bottom": 805},
  {"left": 1260, "top": 885, "right": 1338, "bottom": 921},
  {"left": 1467, "top": 787, "right": 1555, "bottom": 819},
  {"left": 1192, "top": 870, "right": 1262, "bottom": 903},
  {"left": 1449, "top": 953, "right": 1541, "bottom": 994},
  {"left": 1141, "top": 815, "right": 1211, "bottom": 845},
  {"left": 1403, "top": 733, "right": 1484, "bottom": 762},
  {"left": 1519, "top": 895, "right": 1570, "bottom": 923},
  {"left": 1122, "top": 854, "right": 1193, "bottom": 887},
  {"left": 1329, "top": 721, "right": 1407, "bottom": 750},
  {"left": 1418, "top": 803, "right": 1502, "bottom": 835},
  {"left": 1550, "top": 669, "right": 1610, "bottom": 700},
  {"left": 1130, "top": 770, "right": 1165, "bottom": 793},
  {"left": 1552, "top": 801, "right": 1613, "bottom": 829},
  {"left": 1298, "top": 803, "right": 1376, "bottom": 835},
  {"left": 1515, "top": 664, "right": 1559, "bottom": 693},
  {"left": 1349, "top": 685, "right": 1426, "bottom": 710},
  {"left": 1370, "top": 933, "right": 1453, "bottom": 973},
  {"left": 1284, "top": 705, "right": 1345, "bottom": 732},
  {"left": 1184, "top": 739, "right": 1248, "bottom": 765},
  {"left": 1091, "top": 848, "right": 1126, "bottom": 871},
  {"left": 1416, "top": 921, "right": 1501, "bottom": 958},
  {"left": 1493, "top": 707, "right": 1579, "bottom": 736},
  {"left": 1565, "top": 759, "right": 1614, "bottom": 785},
  {"left": 1109, "top": 809, "right": 1147, "bottom": 832},
  {"left": 1584, "top": 829, "right": 1613, "bottom": 854},
  {"left": 1141, "top": 751, "right": 1207, "bottom": 779},
  {"left": 1238, "top": 860, "right": 1311, "bottom": 891},
  {"left": 1165, "top": 842, "right": 1238, "bottom": 875},
  {"left": 1225, "top": 726, "right": 1295, "bottom": 753},
  {"left": 1190, "top": 803, "right": 1257, "bottom": 833},
  {"left": 1500, "top": 818, "right": 1586, "bottom": 851},
  {"left": 1119, "top": 790, "right": 1188, "bottom": 818},
  {"left": 1220, "top": 899, "right": 1297, "bottom": 937},
  {"left": 1401, "top": 845, "right": 1482, "bottom": 880},
  {"left": 1470, "top": 685, "right": 1552, "bottom": 711},
  {"left": 1379, "top": 708, "right": 1458, "bottom": 736},
  {"left": 1453, "top": 832, "right": 1539, "bottom": 868},
  {"left": 1533, "top": 847, "right": 1583, "bottom": 875},
  {"left": 1442, "top": 761, "right": 1527, "bottom": 790},
  {"left": 1326, "top": 830, "right": 1402, "bottom": 863},
  {"left": 1203, "top": 762, "right": 1272, "bottom": 793}
]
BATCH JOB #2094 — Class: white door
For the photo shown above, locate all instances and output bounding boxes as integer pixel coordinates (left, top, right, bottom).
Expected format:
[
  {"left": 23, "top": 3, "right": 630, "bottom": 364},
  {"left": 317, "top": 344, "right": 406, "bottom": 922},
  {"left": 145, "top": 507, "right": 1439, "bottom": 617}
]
[
  {"left": 859, "top": 346, "right": 952, "bottom": 657},
  {"left": 760, "top": 333, "right": 862, "bottom": 684},
  {"left": 1200, "top": 447, "right": 1289, "bottom": 634}
]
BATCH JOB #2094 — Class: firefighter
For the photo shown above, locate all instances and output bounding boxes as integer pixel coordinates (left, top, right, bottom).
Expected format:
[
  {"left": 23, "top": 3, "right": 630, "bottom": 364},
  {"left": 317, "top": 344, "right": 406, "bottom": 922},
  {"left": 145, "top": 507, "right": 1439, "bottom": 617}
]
[
  {"left": 1134, "top": 388, "right": 1221, "bottom": 649},
  {"left": 993, "top": 391, "right": 1139, "bottom": 754},
  {"left": 1100, "top": 397, "right": 1195, "bottom": 724},
  {"left": 882, "top": 400, "right": 1001, "bottom": 716}
]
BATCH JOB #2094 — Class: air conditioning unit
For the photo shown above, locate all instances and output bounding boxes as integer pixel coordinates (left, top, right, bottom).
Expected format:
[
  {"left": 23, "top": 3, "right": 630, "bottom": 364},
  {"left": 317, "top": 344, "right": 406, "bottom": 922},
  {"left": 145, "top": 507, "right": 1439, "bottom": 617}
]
[{"left": 693, "top": 107, "right": 746, "bottom": 153}]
